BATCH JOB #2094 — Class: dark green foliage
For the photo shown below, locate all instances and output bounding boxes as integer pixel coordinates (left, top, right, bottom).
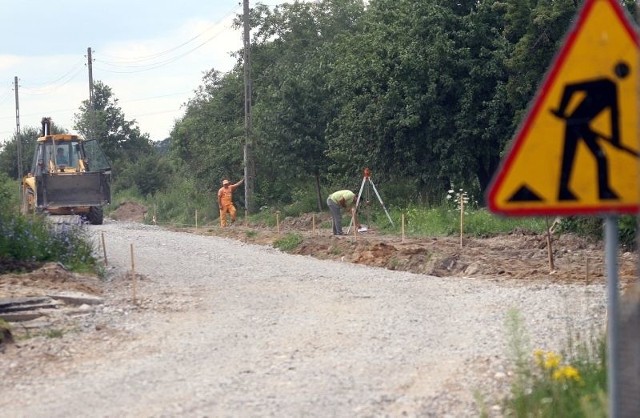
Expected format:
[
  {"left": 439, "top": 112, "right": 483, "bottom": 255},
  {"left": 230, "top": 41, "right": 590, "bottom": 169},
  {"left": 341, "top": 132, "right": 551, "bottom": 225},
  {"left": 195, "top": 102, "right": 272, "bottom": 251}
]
[
  {"left": 557, "top": 217, "right": 603, "bottom": 240},
  {"left": 113, "top": 154, "right": 173, "bottom": 196},
  {"left": 244, "top": 0, "right": 367, "bottom": 208},
  {"left": 618, "top": 215, "right": 637, "bottom": 250},
  {"left": 0, "top": 172, "right": 19, "bottom": 214},
  {"left": 622, "top": 0, "right": 639, "bottom": 19},
  {"left": 164, "top": 0, "right": 625, "bottom": 224},
  {"left": 72, "top": 80, "right": 167, "bottom": 206},
  {"left": 0, "top": 212, "right": 96, "bottom": 272},
  {"left": 556, "top": 216, "right": 637, "bottom": 250},
  {"left": 169, "top": 69, "right": 245, "bottom": 194},
  {"left": 74, "top": 81, "right": 153, "bottom": 165},
  {"left": 505, "top": 0, "right": 578, "bottom": 129},
  {"left": 0, "top": 123, "right": 101, "bottom": 273}
]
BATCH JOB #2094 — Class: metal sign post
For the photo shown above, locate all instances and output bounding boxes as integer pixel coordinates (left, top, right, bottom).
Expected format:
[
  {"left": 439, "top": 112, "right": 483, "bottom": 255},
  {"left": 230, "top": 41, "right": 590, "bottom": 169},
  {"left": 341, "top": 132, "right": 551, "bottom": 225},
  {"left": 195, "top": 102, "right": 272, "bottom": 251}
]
[{"left": 605, "top": 216, "right": 620, "bottom": 418}]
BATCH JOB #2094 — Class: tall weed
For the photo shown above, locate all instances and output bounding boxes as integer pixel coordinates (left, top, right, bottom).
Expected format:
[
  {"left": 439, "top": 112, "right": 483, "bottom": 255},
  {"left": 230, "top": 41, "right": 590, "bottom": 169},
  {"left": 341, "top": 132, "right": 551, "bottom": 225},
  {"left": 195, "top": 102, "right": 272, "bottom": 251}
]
[{"left": 502, "top": 310, "right": 608, "bottom": 417}]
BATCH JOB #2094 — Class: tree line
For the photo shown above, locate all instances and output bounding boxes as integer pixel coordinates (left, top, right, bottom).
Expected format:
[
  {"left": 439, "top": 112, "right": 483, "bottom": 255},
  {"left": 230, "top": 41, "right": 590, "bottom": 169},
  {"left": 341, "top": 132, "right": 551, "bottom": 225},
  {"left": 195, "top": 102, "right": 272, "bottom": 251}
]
[{"left": 1, "top": 0, "right": 637, "bottom": 212}]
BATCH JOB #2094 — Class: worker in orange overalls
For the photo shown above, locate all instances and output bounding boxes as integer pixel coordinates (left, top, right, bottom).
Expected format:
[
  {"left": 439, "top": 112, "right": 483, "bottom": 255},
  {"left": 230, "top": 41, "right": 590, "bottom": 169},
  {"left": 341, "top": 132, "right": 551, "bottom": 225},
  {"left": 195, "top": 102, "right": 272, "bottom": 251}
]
[{"left": 217, "top": 177, "right": 244, "bottom": 227}]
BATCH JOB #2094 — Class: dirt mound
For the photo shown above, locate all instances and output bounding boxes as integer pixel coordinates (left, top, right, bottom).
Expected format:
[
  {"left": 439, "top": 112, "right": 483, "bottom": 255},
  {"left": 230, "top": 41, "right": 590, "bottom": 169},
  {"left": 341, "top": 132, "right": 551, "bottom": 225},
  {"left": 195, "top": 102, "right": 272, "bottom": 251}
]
[
  {"left": 190, "top": 221, "right": 637, "bottom": 288},
  {"left": 0, "top": 262, "right": 102, "bottom": 299},
  {"left": 110, "top": 202, "right": 147, "bottom": 223}
]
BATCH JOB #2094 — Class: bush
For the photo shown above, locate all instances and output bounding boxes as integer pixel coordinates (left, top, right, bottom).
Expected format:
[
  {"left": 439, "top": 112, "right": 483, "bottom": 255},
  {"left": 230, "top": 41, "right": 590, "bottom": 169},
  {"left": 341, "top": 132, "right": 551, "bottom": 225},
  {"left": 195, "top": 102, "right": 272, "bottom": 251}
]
[
  {"left": 0, "top": 172, "right": 19, "bottom": 214},
  {"left": 113, "top": 154, "right": 173, "bottom": 196},
  {"left": 0, "top": 212, "right": 97, "bottom": 272},
  {"left": 558, "top": 216, "right": 636, "bottom": 250},
  {"left": 618, "top": 215, "right": 637, "bottom": 250}
]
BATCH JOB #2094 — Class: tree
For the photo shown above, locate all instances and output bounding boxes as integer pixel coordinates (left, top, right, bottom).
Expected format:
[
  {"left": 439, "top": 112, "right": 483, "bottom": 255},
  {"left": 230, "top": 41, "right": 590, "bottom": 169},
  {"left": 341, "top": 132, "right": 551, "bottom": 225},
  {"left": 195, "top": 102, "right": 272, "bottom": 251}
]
[
  {"left": 73, "top": 81, "right": 171, "bottom": 196},
  {"left": 450, "top": 0, "right": 514, "bottom": 192},
  {"left": 167, "top": 0, "right": 589, "bottom": 208},
  {"left": 249, "top": 0, "right": 366, "bottom": 209},
  {"left": 170, "top": 69, "right": 245, "bottom": 192},
  {"left": 0, "top": 123, "right": 63, "bottom": 179},
  {"left": 113, "top": 154, "right": 173, "bottom": 196},
  {"left": 325, "top": 0, "right": 468, "bottom": 199},
  {"left": 504, "top": 0, "right": 578, "bottom": 129},
  {"left": 74, "top": 81, "right": 153, "bottom": 164}
]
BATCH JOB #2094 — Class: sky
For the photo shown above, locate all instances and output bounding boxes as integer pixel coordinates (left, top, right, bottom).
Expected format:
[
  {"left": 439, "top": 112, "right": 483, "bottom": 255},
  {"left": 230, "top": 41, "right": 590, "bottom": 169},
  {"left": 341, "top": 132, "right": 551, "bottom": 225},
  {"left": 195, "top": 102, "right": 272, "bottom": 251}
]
[{"left": 0, "top": 0, "right": 286, "bottom": 144}]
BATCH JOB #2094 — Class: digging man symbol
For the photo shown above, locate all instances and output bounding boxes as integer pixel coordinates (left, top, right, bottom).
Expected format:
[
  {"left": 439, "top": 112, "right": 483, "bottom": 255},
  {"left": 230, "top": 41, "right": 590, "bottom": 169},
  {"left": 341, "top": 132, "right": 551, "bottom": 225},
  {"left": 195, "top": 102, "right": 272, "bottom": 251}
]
[{"left": 550, "top": 61, "right": 638, "bottom": 202}]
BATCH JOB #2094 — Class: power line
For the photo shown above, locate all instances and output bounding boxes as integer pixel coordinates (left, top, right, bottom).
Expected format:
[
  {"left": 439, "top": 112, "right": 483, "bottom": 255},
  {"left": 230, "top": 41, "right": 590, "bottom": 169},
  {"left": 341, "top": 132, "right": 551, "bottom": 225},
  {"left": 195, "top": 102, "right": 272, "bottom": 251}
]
[
  {"left": 20, "top": 64, "right": 85, "bottom": 95},
  {"left": 98, "top": 7, "right": 240, "bottom": 64},
  {"left": 95, "top": 32, "right": 234, "bottom": 73},
  {"left": 124, "top": 91, "right": 192, "bottom": 102},
  {"left": 0, "top": 83, "right": 14, "bottom": 105},
  {"left": 19, "top": 59, "right": 85, "bottom": 88},
  {"left": 95, "top": 6, "right": 241, "bottom": 73}
]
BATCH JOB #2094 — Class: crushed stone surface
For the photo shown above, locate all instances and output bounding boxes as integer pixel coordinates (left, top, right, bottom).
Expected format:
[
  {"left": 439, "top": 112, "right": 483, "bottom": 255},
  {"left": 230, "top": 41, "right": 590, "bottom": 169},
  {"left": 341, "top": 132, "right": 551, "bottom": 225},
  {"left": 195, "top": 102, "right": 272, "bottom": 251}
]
[{"left": 0, "top": 220, "right": 608, "bottom": 417}]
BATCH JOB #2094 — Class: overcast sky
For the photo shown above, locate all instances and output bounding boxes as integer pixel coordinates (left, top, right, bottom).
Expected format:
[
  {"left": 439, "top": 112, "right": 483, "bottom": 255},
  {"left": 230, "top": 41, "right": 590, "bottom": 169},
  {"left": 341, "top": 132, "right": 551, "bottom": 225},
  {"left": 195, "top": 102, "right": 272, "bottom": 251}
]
[{"left": 0, "top": 0, "right": 285, "bottom": 144}]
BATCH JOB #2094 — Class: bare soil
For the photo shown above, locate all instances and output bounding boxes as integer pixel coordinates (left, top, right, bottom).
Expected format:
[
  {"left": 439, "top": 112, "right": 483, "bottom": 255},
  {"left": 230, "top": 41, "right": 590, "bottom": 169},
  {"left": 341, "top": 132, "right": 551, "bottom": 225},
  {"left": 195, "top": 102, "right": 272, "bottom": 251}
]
[
  {"left": 1, "top": 203, "right": 637, "bottom": 304},
  {"left": 183, "top": 212, "right": 637, "bottom": 289}
]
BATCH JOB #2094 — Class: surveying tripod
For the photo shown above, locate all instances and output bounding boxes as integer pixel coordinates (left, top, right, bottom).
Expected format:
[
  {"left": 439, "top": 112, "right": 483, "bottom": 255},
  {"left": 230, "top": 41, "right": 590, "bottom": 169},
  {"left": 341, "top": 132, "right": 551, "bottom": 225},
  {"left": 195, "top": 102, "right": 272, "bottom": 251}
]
[{"left": 347, "top": 168, "right": 394, "bottom": 233}]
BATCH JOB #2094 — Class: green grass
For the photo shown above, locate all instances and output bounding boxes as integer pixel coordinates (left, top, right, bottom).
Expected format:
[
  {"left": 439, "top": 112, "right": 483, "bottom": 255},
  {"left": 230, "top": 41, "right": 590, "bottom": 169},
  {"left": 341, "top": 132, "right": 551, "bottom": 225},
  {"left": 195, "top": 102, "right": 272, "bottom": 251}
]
[
  {"left": 363, "top": 205, "right": 548, "bottom": 237},
  {"left": 273, "top": 233, "right": 303, "bottom": 252},
  {"left": 502, "top": 310, "right": 608, "bottom": 417},
  {"left": 247, "top": 209, "right": 279, "bottom": 228}
]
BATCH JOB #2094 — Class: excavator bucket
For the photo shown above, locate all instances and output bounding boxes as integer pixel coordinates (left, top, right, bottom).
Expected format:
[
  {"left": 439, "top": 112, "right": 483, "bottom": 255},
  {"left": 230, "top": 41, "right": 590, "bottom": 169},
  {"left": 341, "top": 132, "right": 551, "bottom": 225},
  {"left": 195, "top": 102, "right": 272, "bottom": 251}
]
[{"left": 38, "top": 172, "right": 110, "bottom": 208}]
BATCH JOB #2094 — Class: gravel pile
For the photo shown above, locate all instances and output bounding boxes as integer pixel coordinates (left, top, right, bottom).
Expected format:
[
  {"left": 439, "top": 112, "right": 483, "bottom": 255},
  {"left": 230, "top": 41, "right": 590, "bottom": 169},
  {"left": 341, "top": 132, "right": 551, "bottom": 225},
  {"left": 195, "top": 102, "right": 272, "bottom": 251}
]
[{"left": 0, "top": 221, "right": 607, "bottom": 417}]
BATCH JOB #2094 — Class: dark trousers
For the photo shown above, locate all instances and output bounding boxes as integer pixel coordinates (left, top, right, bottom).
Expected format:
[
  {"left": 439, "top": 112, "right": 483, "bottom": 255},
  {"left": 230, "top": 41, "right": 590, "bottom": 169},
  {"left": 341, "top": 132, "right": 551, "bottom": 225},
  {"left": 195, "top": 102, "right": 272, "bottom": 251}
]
[{"left": 327, "top": 198, "right": 342, "bottom": 235}]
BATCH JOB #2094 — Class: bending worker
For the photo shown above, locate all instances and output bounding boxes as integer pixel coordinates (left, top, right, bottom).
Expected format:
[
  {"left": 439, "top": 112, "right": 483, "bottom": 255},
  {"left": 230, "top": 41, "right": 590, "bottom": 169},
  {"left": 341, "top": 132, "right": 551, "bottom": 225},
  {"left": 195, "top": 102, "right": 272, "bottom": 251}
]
[
  {"left": 327, "top": 189, "right": 359, "bottom": 235},
  {"left": 217, "top": 177, "right": 244, "bottom": 227}
]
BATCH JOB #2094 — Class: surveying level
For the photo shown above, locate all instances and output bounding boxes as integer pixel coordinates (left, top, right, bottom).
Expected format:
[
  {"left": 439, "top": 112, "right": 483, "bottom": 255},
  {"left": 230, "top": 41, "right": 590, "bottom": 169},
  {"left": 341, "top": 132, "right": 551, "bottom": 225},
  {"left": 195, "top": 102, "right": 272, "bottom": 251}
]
[{"left": 347, "top": 168, "right": 394, "bottom": 233}]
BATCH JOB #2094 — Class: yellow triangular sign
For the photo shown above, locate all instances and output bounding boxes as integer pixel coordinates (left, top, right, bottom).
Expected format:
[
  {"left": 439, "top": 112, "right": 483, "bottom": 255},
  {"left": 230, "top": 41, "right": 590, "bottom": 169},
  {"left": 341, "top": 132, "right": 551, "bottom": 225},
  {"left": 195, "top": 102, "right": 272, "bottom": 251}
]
[{"left": 487, "top": 0, "right": 639, "bottom": 216}]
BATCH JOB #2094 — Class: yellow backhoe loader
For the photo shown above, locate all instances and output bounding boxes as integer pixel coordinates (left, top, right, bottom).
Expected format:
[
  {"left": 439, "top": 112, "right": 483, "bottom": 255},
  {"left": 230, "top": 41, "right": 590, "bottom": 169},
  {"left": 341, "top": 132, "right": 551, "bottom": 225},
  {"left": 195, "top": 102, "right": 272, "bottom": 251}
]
[{"left": 21, "top": 117, "right": 111, "bottom": 224}]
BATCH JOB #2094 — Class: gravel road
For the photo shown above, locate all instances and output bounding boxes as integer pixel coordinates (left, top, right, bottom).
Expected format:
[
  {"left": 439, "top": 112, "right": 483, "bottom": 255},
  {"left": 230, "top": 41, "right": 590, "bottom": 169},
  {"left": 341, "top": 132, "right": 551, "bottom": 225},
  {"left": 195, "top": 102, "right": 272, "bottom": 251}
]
[{"left": 0, "top": 221, "right": 607, "bottom": 417}]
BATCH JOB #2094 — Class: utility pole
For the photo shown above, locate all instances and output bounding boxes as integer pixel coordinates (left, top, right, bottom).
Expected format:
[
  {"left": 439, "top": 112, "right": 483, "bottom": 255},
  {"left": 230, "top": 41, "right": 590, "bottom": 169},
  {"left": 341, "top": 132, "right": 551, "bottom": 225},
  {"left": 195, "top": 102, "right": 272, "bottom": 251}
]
[
  {"left": 87, "top": 47, "right": 95, "bottom": 139},
  {"left": 243, "top": 0, "right": 256, "bottom": 214},
  {"left": 14, "top": 76, "right": 22, "bottom": 180}
]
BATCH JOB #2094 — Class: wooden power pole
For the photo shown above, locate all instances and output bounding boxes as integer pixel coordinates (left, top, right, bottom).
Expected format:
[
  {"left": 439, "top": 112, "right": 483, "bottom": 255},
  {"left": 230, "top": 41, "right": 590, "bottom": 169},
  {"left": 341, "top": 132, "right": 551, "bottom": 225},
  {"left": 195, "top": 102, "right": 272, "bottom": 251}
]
[
  {"left": 14, "top": 76, "right": 22, "bottom": 179},
  {"left": 243, "top": 0, "right": 256, "bottom": 214},
  {"left": 87, "top": 47, "right": 96, "bottom": 138}
]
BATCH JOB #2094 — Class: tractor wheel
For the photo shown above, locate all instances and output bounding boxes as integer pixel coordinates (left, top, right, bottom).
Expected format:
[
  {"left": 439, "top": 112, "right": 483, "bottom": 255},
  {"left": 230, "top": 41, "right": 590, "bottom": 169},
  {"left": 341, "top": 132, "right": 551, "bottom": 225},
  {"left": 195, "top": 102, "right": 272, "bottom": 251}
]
[{"left": 85, "top": 206, "right": 104, "bottom": 225}]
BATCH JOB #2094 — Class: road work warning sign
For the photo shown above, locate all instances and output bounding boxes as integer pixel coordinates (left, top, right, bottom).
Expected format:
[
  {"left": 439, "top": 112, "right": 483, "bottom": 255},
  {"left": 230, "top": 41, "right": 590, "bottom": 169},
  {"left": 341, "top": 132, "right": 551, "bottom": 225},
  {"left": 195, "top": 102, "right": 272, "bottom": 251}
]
[{"left": 487, "top": 0, "right": 640, "bottom": 216}]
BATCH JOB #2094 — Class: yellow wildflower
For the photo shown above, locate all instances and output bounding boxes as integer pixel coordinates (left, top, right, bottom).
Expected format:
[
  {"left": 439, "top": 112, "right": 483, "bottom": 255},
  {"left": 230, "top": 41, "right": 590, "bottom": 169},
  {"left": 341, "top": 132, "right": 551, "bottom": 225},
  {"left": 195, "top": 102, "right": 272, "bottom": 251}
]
[
  {"left": 543, "top": 352, "right": 562, "bottom": 370},
  {"left": 552, "top": 365, "right": 581, "bottom": 382}
]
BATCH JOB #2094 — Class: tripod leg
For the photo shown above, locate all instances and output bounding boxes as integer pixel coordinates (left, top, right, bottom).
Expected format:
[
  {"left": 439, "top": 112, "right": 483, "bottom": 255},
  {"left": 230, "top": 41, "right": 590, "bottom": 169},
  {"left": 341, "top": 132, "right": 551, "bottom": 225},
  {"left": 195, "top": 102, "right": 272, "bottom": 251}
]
[
  {"left": 347, "top": 176, "right": 367, "bottom": 234},
  {"left": 369, "top": 180, "right": 395, "bottom": 226}
]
